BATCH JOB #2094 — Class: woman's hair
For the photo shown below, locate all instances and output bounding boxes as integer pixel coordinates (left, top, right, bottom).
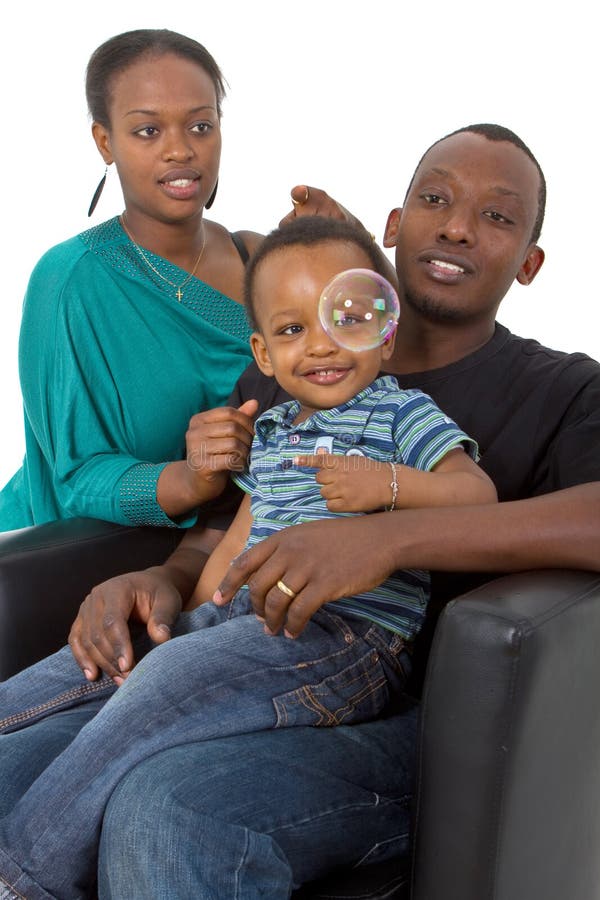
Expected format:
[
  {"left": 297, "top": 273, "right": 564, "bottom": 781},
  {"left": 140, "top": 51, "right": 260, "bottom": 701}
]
[
  {"left": 244, "top": 216, "right": 397, "bottom": 331},
  {"left": 86, "top": 29, "right": 227, "bottom": 127}
]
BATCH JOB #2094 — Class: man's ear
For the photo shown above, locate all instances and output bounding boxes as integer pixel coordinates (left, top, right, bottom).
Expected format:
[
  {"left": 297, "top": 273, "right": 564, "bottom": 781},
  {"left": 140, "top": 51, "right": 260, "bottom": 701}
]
[
  {"left": 516, "top": 244, "right": 545, "bottom": 285},
  {"left": 91, "top": 121, "right": 114, "bottom": 165},
  {"left": 250, "top": 332, "right": 274, "bottom": 376},
  {"left": 383, "top": 208, "right": 402, "bottom": 249}
]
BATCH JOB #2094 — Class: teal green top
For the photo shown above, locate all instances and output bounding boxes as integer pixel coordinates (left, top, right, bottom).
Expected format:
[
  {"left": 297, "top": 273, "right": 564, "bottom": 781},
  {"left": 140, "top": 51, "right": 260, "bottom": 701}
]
[{"left": 0, "top": 217, "right": 253, "bottom": 531}]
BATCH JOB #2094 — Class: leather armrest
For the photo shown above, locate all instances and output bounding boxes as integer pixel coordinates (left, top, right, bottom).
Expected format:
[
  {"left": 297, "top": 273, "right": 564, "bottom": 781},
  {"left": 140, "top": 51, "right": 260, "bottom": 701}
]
[
  {"left": 412, "top": 569, "right": 600, "bottom": 900},
  {"left": 0, "top": 518, "right": 182, "bottom": 679}
]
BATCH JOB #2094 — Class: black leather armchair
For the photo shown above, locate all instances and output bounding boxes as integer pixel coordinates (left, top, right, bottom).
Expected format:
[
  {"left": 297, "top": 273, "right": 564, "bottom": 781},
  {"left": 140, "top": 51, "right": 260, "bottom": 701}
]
[{"left": 1, "top": 518, "right": 599, "bottom": 900}]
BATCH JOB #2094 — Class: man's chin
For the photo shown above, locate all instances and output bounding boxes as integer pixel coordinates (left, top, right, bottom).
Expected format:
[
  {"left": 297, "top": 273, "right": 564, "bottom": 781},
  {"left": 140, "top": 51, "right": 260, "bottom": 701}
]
[{"left": 404, "top": 291, "right": 466, "bottom": 324}]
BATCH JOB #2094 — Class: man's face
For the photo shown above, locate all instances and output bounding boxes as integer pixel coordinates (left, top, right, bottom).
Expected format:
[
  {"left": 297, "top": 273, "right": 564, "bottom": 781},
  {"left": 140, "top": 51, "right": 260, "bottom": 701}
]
[{"left": 387, "top": 132, "right": 543, "bottom": 325}]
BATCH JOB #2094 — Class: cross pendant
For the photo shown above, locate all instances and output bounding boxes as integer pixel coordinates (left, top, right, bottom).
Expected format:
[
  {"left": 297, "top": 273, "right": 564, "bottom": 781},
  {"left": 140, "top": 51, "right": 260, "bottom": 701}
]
[{"left": 176, "top": 288, "right": 183, "bottom": 302}]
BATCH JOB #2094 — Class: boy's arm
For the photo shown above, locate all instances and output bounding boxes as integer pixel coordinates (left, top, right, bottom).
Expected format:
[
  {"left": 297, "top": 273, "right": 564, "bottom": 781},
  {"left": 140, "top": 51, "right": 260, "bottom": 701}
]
[
  {"left": 295, "top": 447, "right": 496, "bottom": 513},
  {"left": 188, "top": 494, "right": 253, "bottom": 606}
]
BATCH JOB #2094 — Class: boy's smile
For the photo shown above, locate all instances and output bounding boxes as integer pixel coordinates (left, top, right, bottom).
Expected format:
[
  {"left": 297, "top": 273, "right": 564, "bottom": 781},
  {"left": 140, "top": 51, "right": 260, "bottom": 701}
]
[{"left": 250, "top": 241, "right": 395, "bottom": 423}]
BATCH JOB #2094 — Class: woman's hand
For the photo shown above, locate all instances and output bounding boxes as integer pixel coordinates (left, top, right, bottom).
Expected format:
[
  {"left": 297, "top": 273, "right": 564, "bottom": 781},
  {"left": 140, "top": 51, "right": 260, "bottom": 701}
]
[
  {"left": 279, "top": 185, "right": 364, "bottom": 229},
  {"left": 158, "top": 399, "right": 258, "bottom": 517}
]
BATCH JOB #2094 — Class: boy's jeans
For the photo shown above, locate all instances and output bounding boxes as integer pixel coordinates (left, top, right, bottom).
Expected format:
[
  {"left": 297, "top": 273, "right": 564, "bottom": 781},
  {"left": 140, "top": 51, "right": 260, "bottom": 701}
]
[{"left": 0, "top": 592, "right": 410, "bottom": 900}]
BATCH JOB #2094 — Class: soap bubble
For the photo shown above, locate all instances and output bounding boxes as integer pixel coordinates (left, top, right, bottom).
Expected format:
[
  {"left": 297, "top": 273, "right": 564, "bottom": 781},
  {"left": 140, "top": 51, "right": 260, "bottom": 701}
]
[{"left": 319, "top": 268, "right": 399, "bottom": 351}]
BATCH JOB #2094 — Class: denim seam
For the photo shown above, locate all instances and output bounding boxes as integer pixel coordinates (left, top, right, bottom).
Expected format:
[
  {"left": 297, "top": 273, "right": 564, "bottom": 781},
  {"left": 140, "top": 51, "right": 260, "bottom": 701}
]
[
  {"left": 0, "top": 876, "right": 26, "bottom": 900},
  {"left": 297, "top": 657, "right": 387, "bottom": 727},
  {"left": 0, "top": 679, "right": 111, "bottom": 731}
]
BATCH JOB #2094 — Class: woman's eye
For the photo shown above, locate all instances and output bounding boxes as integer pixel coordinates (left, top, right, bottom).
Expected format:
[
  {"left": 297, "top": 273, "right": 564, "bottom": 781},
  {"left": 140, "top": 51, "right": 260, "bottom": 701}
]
[
  {"left": 191, "top": 122, "right": 213, "bottom": 135},
  {"left": 135, "top": 126, "right": 159, "bottom": 138}
]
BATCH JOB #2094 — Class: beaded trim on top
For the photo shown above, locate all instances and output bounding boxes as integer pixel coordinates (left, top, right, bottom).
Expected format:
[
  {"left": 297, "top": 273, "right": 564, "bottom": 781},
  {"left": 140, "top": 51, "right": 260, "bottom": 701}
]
[{"left": 79, "top": 217, "right": 252, "bottom": 342}]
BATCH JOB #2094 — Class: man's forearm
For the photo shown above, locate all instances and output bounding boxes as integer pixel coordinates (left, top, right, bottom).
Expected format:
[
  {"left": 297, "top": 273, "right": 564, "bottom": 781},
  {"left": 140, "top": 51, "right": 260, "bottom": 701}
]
[
  {"left": 157, "top": 526, "right": 226, "bottom": 601},
  {"left": 389, "top": 483, "right": 600, "bottom": 574}
]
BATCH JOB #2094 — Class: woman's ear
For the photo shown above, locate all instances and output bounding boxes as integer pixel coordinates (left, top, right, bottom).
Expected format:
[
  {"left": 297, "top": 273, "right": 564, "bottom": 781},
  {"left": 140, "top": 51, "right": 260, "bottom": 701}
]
[
  {"left": 91, "top": 121, "right": 114, "bottom": 165},
  {"left": 516, "top": 244, "right": 545, "bottom": 285},
  {"left": 383, "top": 207, "right": 402, "bottom": 248},
  {"left": 250, "top": 332, "right": 274, "bottom": 376}
]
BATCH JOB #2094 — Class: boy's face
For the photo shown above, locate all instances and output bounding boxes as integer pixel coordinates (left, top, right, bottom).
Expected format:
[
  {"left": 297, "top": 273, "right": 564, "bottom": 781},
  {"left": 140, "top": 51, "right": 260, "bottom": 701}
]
[{"left": 250, "top": 241, "right": 395, "bottom": 421}]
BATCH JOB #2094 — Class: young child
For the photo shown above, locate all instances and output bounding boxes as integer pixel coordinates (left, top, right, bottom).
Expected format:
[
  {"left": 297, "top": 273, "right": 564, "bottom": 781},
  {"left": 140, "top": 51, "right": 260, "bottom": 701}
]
[
  {"left": 0, "top": 218, "right": 496, "bottom": 892},
  {"left": 199, "top": 216, "right": 497, "bottom": 652}
]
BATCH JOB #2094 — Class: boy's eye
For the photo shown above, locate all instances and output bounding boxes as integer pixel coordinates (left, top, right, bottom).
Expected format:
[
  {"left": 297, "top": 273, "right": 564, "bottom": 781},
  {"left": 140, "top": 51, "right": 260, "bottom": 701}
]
[
  {"left": 280, "top": 324, "right": 303, "bottom": 336},
  {"left": 334, "top": 314, "right": 362, "bottom": 328}
]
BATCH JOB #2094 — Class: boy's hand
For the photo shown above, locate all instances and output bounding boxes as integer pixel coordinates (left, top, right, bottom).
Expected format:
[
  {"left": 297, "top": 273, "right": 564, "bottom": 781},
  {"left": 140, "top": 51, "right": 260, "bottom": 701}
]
[
  {"left": 184, "top": 399, "right": 258, "bottom": 502},
  {"left": 294, "top": 453, "right": 393, "bottom": 513}
]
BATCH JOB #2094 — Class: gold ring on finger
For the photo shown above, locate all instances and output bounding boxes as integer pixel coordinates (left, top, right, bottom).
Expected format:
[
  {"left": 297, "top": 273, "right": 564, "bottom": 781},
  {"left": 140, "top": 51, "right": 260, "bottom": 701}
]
[{"left": 276, "top": 579, "right": 297, "bottom": 599}]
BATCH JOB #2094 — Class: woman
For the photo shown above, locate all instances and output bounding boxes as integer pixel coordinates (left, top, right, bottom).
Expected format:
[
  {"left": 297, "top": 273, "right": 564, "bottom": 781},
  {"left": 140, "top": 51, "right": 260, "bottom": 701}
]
[{"left": 0, "top": 29, "right": 330, "bottom": 532}]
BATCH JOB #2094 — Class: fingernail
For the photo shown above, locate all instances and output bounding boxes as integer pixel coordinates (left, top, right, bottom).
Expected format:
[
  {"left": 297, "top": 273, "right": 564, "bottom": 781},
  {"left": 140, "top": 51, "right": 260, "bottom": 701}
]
[
  {"left": 118, "top": 656, "right": 128, "bottom": 671},
  {"left": 83, "top": 668, "right": 94, "bottom": 681},
  {"left": 284, "top": 629, "right": 296, "bottom": 639},
  {"left": 113, "top": 675, "right": 125, "bottom": 687},
  {"left": 212, "top": 590, "right": 223, "bottom": 604},
  {"left": 263, "top": 625, "right": 275, "bottom": 636}
]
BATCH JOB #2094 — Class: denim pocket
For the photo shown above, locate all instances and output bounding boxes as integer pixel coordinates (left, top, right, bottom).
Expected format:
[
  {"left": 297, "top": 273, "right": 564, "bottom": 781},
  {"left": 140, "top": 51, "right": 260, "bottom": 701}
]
[{"left": 273, "top": 647, "right": 390, "bottom": 727}]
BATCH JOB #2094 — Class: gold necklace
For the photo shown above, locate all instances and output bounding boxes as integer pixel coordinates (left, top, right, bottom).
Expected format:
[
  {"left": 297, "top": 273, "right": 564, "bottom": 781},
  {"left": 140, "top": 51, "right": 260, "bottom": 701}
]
[{"left": 120, "top": 215, "right": 206, "bottom": 302}]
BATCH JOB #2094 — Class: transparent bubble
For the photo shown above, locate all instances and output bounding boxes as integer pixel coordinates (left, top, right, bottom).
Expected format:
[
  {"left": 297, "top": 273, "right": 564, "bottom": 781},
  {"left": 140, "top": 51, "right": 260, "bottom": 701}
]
[{"left": 318, "top": 268, "right": 400, "bottom": 351}]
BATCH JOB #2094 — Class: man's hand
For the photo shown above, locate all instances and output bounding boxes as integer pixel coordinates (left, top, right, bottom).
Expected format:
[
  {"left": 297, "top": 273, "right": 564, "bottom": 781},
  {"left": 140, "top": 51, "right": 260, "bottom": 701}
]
[
  {"left": 214, "top": 515, "right": 396, "bottom": 638},
  {"left": 294, "top": 453, "right": 392, "bottom": 512},
  {"left": 279, "top": 185, "right": 363, "bottom": 229},
  {"left": 68, "top": 569, "right": 183, "bottom": 684}
]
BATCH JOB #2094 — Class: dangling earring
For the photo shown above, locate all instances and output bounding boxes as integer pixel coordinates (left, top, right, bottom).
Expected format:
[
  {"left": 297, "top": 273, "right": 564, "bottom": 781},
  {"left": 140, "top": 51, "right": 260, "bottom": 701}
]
[
  {"left": 87, "top": 167, "right": 108, "bottom": 217},
  {"left": 205, "top": 179, "right": 218, "bottom": 210}
]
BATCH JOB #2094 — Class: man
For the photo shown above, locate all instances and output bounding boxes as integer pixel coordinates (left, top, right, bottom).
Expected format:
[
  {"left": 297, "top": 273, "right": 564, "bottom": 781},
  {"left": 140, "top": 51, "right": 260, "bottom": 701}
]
[
  {"left": 94, "top": 125, "right": 600, "bottom": 898},
  {"left": 3, "top": 125, "right": 600, "bottom": 899}
]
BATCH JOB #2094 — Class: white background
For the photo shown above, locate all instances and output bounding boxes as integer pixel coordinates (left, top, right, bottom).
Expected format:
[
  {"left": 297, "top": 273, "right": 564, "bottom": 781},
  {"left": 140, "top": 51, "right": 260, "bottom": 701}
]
[{"left": 1, "top": 0, "right": 597, "bottom": 485}]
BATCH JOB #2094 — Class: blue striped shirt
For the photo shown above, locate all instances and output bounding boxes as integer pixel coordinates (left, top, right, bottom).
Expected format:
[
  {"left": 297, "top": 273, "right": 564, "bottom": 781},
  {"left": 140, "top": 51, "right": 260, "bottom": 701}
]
[{"left": 234, "top": 376, "right": 478, "bottom": 639}]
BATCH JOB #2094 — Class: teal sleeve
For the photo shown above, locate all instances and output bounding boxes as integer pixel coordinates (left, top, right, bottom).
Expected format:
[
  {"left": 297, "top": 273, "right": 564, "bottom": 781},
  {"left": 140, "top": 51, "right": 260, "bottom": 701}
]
[{"left": 18, "top": 248, "right": 196, "bottom": 528}]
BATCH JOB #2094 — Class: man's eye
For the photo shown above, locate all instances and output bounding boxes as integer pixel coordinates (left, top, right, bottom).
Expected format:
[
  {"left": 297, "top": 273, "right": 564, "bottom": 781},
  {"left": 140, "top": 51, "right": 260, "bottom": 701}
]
[
  {"left": 485, "top": 210, "right": 513, "bottom": 225},
  {"left": 422, "top": 193, "right": 446, "bottom": 205}
]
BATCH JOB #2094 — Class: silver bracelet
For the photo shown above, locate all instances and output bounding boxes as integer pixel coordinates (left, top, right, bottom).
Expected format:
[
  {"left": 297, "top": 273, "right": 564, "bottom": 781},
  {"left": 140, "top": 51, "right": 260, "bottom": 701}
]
[{"left": 386, "top": 461, "right": 398, "bottom": 511}]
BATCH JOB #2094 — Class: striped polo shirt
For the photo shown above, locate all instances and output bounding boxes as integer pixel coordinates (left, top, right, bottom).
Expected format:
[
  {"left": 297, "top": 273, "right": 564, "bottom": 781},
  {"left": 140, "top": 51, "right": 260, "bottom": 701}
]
[{"left": 234, "top": 375, "right": 478, "bottom": 639}]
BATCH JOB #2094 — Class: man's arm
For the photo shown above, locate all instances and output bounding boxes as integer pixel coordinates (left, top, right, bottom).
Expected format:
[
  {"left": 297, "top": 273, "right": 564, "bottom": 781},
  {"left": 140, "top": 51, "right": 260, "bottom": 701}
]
[
  {"left": 69, "top": 524, "right": 223, "bottom": 683},
  {"left": 215, "top": 483, "right": 600, "bottom": 638}
]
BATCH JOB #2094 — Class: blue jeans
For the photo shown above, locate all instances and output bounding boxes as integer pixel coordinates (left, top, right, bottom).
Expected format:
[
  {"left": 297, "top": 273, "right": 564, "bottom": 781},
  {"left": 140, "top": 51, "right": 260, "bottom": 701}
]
[{"left": 0, "top": 593, "right": 412, "bottom": 899}]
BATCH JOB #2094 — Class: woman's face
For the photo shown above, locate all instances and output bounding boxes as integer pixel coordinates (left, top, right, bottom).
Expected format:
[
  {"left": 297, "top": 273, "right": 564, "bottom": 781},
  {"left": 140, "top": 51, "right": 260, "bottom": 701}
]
[{"left": 93, "top": 52, "right": 221, "bottom": 228}]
